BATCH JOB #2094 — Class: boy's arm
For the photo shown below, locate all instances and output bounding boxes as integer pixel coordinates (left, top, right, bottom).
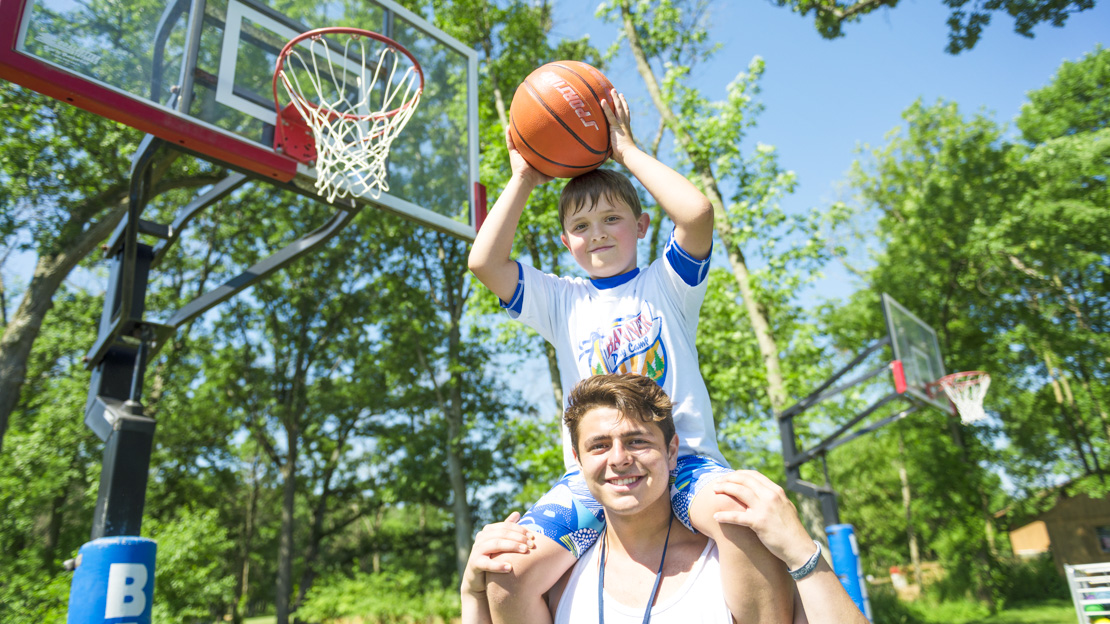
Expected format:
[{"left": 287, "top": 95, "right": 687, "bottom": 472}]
[
  {"left": 461, "top": 512, "right": 535, "bottom": 624},
  {"left": 467, "top": 128, "right": 552, "bottom": 303},
  {"left": 602, "top": 90, "right": 714, "bottom": 260}
]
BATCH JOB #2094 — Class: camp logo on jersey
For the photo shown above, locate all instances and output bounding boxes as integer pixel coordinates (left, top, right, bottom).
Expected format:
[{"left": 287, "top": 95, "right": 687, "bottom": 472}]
[{"left": 577, "top": 303, "right": 667, "bottom": 384}]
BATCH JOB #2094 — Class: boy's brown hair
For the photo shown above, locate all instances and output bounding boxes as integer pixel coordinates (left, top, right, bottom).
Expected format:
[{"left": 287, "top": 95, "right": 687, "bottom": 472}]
[
  {"left": 564, "top": 373, "right": 675, "bottom": 454},
  {"left": 558, "top": 169, "right": 643, "bottom": 230}
]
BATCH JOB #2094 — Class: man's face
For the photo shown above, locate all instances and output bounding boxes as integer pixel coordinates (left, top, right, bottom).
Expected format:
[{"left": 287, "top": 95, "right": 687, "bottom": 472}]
[
  {"left": 574, "top": 406, "right": 678, "bottom": 518},
  {"left": 560, "top": 196, "right": 650, "bottom": 279}
]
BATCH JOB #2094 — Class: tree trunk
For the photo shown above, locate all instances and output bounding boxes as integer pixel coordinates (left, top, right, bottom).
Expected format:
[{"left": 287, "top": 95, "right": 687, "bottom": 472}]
[
  {"left": 294, "top": 426, "right": 356, "bottom": 610},
  {"left": 0, "top": 201, "right": 126, "bottom": 451},
  {"left": 446, "top": 275, "right": 474, "bottom": 579},
  {"left": 1055, "top": 362, "right": 1102, "bottom": 474},
  {"left": 485, "top": 47, "right": 565, "bottom": 411},
  {"left": 275, "top": 427, "right": 298, "bottom": 624},
  {"left": 897, "top": 430, "right": 922, "bottom": 584},
  {"left": 616, "top": 0, "right": 789, "bottom": 413},
  {"left": 233, "top": 456, "right": 260, "bottom": 623},
  {"left": 412, "top": 236, "right": 475, "bottom": 580},
  {"left": 0, "top": 171, "right": 222, "bottom": 452},
  {"left": 446, "top": 382, "right": 473, "bottom": 579},
  {"left": 1075, "top": 360, "right": 1110, "bottom": 447},
  {"left": 1044, "top": 348, "right": 1096, "bottom": 473}
]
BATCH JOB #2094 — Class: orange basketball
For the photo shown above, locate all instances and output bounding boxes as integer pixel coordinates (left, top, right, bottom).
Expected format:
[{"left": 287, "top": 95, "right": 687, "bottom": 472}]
[{"left": 509, "top": 61, "right": 615, "bottom": 179}]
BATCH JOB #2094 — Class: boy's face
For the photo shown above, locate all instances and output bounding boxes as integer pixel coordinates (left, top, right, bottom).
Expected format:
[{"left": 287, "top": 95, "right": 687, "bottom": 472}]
[
  {"left": 573, "top": 405, "right": 678, "bottom": 519},
  {"left": 560, "top": 195, "right": 650, "bottom": 279}
]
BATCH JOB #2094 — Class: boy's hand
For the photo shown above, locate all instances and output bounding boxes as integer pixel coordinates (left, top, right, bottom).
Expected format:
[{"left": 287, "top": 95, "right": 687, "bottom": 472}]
[
  {"left": 506, "top": 127, "right": 552, "bottom": 188},
  {"left": 601, "top": 89, "right": 639, "bottom": 166},
  {"left": 461, "top": 511, "right": 536, "bottom": 596}
]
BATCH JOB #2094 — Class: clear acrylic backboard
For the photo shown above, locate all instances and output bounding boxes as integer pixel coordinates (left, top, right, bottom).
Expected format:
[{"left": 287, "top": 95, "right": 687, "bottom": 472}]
[
  {"left": 881, "top": 293, "right": 950, "bottom": 413},
  {"left": 0, "top": 0, "right": 480, "bottom": 240}
]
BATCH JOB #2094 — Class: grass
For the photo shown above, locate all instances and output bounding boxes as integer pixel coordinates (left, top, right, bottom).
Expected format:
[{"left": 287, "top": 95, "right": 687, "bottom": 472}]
[
  {"left": 242, "top": 617, "right": 277, "bottom": 624},
  {"left": 969, "top": 599, "right": 1076, "bottom": 624},
  {"left": 896, "top": 598, "right": 1076, "bottom": 624}
]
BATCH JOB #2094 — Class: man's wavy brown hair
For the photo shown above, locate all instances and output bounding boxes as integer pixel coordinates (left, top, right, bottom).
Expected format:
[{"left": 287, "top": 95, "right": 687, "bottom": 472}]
[{"left": 564, "top": 373, "right": 675, "bottom": 454}]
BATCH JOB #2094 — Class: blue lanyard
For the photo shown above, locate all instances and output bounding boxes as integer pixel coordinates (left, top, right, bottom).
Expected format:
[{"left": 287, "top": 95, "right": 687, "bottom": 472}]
[{"left": 598, "top": 514, "right": 674, "bottom": 624}]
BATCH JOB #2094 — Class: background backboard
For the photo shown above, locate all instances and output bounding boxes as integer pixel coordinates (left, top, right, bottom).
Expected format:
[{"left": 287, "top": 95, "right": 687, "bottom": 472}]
[
  {"left": 882, "top": 293, "right": 950, "bottom": 413},
  {"left": 0, "top": 0, "right": 480, "bottom": 240}
]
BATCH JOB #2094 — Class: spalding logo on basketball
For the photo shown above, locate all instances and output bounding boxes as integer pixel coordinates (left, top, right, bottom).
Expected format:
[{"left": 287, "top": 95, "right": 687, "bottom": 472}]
[{"left": 509, "top": 60, "right": 615, "bottom": 179}]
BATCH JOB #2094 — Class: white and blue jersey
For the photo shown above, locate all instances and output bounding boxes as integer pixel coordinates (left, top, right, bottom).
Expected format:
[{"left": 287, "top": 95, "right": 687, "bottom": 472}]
[
  {"left": 501, "top": 228, "right": 731, "bottom": 556},
  {"left": 503, "top": 227, "right": 725, "bottom": 471}
]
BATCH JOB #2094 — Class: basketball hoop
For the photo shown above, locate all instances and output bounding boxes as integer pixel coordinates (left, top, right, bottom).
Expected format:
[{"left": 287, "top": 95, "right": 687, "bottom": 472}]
[
  {"left": 935, "top": 371, "right": 991, "bottom": 424},
  {"left": 273, "top": 27, "right": 424, "bottom": 203}
]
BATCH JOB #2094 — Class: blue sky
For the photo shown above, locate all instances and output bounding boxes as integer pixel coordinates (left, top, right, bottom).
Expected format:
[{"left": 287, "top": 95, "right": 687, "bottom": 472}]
[{"left": 548, "top": 0, "right": 1109, "bottom": 303}]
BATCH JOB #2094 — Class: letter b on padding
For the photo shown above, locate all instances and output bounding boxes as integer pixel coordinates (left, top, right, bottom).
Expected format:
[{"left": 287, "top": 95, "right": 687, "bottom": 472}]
[
  {"left": 67, "top": 536, "right": 156, "bottom": 624},
  {"left": 105, "top": 563, "right": 148, "bottom": 617}
]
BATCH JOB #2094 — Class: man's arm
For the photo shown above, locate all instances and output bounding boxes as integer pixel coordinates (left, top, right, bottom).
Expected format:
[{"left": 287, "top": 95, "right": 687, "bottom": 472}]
[
  {"left": 467, "top": 128, "right": 552, "bottom": 303},
  {"left": 712, "top": 471, "right": 870, "bottom": 624},
  {"left": 602, "top": 90, "right": 713, "bottom": 259}
]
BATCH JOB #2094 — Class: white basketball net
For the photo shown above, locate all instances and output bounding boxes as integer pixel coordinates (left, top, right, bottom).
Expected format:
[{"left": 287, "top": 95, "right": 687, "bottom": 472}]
[
  {"left": 938, "top": 371, "right": 991, "bottom": 424},
  {"left": 276, "top": 32, "right": 422, "bottom": 204}
]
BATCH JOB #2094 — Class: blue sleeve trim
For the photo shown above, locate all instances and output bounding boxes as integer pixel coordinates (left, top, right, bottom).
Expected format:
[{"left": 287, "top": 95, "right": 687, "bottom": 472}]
[
  {"left": 499, "top": 261, "right": 525, "bottom": 314},
  {"left": 664, "top": 228, "right": 711, "bottom": 286}
]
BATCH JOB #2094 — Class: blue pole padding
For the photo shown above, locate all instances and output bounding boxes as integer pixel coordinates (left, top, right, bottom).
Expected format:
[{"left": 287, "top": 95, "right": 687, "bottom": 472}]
[
  {"left": 826, "top": 523, "right": 872, "bottom": 622},
  {"left": 67, "top": 536, "right": 156, "bottom": 624}
]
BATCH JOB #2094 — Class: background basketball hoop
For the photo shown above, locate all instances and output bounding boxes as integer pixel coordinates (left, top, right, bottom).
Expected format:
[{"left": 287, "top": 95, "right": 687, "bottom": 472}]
[
  {"left": 273, "top": 27, "right": 424, "bottom": 203},
  {"left": 935, "top": 371, "right": 991, "bottom": 424}
]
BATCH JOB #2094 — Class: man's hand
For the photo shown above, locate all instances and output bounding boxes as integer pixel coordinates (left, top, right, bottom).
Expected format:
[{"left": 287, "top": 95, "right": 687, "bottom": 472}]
[
  {"left": 461, "top": 511, "right": 536, "bottom": 596},
  {"left": 711, "top": 470, "right": 817, "bottom": 571}
]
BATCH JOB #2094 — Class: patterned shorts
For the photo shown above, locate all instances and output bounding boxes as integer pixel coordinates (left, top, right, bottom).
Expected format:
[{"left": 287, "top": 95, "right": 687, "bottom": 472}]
[{"left": 517, "top": 454, "right": 732, "bottom": 558}]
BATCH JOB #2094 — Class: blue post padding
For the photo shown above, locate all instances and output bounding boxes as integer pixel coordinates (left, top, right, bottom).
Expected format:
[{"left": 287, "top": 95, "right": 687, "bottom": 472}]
[
  {"left": 826, "top": 524, "right": 872, "bottom": 622},
  {"left": 67, "top": 536, "right": 156, "bottom": 624}
]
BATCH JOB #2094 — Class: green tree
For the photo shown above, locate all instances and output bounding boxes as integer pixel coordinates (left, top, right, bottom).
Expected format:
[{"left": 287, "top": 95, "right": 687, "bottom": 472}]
[
  {"left": 832, "top": 45, "right": 1110, "bottom": 601},
  {"left": 0, "top": 83, "right": 223, "bottom": 452},
  {"left": 198, "top": 193, "right": 393, "bottom": 624},
  {"left": 148, "top": 508, "right": 237, "bottom": 623},
  {"left": 1017, "top": 45, "right": 1110, "bottom": 143},
  {"left": 0, "top": 289, "right": 102, "bottom": 619},
  {"left": 770, "top": 0, "right": 1097, "bottom": 53}
]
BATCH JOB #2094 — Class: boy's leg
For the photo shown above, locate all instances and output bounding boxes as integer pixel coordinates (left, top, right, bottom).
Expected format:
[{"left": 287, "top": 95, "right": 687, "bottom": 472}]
[
  {"left": 487, "top": 471, "right": 604, "bottom": 624},
  {"left": 673, "top": 456, "right": 794, "bottom": 624}
]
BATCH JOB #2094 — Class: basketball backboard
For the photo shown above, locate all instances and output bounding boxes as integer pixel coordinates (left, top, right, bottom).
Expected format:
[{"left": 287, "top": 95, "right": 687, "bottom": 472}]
[
  {"left": 0, "top": 0, "right": 480, "bottom": 240},
  {"left": 881, "top": 293, "right": 950, "bottom": 413}
]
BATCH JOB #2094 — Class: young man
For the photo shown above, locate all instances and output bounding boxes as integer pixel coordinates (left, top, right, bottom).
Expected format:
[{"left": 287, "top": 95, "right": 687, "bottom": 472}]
[
  {"left": 461, "top": 374, "right": 871, "bottom": 624},
  {"left": 468, "top": 89, "right": 792, "bottom": 623}
]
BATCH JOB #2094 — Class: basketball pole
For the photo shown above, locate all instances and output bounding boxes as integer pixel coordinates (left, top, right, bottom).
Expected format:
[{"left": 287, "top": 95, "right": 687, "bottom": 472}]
[
  {"left": 776, "top": 334, "right": 924, "bottom": 622},
  {"left": 68, "top": 136, "right": 164, "bottom": 623},
  {"left": 778, "top": 335, "right": 899, "bottom": 526},
  {"left": 68, "top": 132, "right": 363, "bottom": 622}
]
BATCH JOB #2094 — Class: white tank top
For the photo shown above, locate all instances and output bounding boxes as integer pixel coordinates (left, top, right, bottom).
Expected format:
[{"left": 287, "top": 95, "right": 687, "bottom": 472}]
[{"left": 554, "top": 539, "right": 733, "bottom": 624}]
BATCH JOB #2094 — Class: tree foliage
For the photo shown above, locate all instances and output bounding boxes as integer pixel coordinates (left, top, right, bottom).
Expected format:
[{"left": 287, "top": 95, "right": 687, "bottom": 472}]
[
  {"left": 826, "top": 44, "right": 1109, "bottom": 601},
  {"left": 770, "top": 0, "right": 1097, "bottom": 53}
]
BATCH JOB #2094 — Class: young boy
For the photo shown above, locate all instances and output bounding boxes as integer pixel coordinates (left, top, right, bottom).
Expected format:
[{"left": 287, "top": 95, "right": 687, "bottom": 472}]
[{"left": 468, "top": 90, "right": 792, "bottom": 624}]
